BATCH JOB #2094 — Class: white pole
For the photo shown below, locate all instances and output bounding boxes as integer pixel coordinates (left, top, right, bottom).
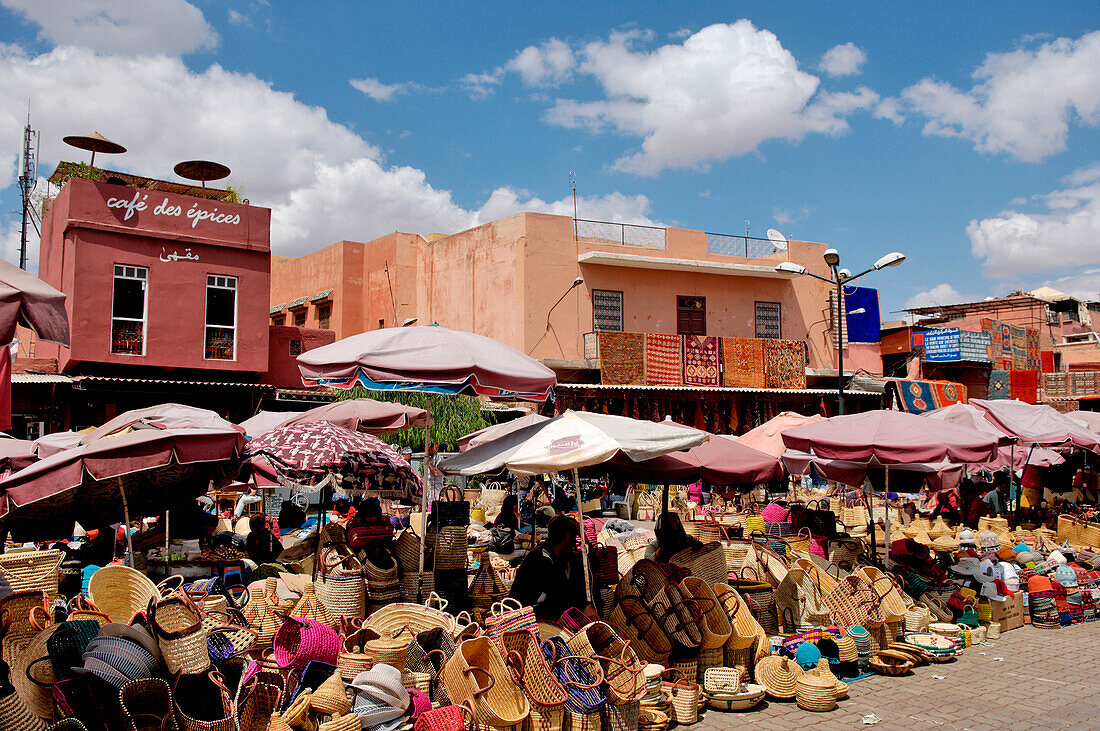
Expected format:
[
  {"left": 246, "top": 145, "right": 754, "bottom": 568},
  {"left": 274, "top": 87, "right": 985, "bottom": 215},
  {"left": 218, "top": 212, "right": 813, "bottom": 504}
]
[
  {"left": 573, "top": 468, "right": 593, "bottom": 604},
  {"left": 417, "top": 415, "right": 432, "bottom": 602}
]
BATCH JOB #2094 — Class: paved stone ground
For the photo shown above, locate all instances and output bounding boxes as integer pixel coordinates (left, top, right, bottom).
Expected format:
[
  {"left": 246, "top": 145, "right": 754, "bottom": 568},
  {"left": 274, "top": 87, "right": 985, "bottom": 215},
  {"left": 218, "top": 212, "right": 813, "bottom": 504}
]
[{"left": 692, "top": 623, "right": 1100, "bottom": 730}]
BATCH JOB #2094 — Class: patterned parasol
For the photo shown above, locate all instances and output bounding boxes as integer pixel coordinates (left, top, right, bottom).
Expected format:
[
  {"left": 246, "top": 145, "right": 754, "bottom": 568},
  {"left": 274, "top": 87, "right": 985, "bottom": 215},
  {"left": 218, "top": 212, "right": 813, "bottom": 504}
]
[{"left": 246, "top": 420, "right": 420, "bottom": 499}]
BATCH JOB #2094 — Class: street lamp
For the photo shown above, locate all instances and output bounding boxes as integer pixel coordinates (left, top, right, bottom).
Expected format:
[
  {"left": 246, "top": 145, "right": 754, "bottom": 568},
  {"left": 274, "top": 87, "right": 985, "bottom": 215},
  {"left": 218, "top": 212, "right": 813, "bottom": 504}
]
[
  {"left": 545, "top": 276, "right": 585, "bottom": 332},
  {"left": 776, "top": 250, "right": 905, "bottom": 414}
]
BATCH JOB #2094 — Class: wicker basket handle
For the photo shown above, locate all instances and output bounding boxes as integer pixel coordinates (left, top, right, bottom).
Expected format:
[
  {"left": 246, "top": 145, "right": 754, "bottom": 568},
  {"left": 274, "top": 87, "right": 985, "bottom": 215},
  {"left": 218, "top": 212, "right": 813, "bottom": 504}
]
[
  {"left": 551, "top": 655, "right": 605, "bottom": 689},
  {"left": 69, "top": 595, "right": 100, "bottom": 613},
  {"left": 462, "top": 665, "right": 496, "bottom": 696},
  {"left": 426, "top": 592, "right": 449, "bottom": 612},
  {"left": 29, "top": 604, "right": 51, "bottom": 633},
  {"left": 504, "top": 649, "right": 527, "bottom": 687},
  {"left": 148, "top": 594, "right": 203, "bottom": 639},
  {"left": 157, "top": 575, "right": 185, "bottom": 596},
  {"left": 439, "top": 486, "right": 464, "bottom": 503}
]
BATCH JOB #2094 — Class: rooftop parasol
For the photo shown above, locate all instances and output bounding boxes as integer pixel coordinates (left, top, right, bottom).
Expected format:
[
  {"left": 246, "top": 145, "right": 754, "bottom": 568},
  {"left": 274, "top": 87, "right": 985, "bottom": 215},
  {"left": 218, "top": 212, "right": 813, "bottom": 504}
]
[
  {"left": 173, "top": 160, "right": 231, "bottom": 188},
  {"left": 62, "top": 131, "right": 126, "bottom": 167}
]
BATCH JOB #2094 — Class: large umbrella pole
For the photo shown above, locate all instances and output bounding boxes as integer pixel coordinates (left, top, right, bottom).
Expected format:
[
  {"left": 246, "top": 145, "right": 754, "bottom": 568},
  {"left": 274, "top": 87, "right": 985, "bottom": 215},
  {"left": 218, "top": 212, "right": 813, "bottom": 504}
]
[
  {"left": 866, "top": 484, "right": 876, "bottom": 567},
  {"left": 883, "top": 466, "right": 891, "bottom": 569},
  {"left": 417, "top": 416, "right": 431, "bottom": 601},
  {"left": 573, "top": 469, "right": 593, "bottom": 605},
  {"left": 118, "top": 476, "right": 134, "bottom": 567}
]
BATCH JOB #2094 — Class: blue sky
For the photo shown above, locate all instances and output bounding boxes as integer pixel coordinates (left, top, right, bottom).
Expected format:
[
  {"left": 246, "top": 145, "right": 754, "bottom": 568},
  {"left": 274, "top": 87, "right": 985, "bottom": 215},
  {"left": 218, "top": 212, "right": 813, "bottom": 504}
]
[{"left": 1, "top": 1, "right": 1098, "bottom": 318}]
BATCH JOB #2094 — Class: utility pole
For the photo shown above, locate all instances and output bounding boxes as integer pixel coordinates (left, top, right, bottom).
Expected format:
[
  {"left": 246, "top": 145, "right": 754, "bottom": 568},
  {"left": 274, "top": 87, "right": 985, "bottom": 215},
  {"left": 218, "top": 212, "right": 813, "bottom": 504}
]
[{"left": 17, "top": 106, "right": 39, "bottom": 271}]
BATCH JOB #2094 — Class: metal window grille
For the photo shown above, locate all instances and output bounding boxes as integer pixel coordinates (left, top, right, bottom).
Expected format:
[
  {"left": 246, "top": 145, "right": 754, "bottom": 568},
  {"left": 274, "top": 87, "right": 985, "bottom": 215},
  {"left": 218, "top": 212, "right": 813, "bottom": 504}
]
[
  {"left": 755, "top": 301, "right": 782, "bottom": 339},
  {"left": 593, "top": 290, "right": 623, "bottom": 332}
]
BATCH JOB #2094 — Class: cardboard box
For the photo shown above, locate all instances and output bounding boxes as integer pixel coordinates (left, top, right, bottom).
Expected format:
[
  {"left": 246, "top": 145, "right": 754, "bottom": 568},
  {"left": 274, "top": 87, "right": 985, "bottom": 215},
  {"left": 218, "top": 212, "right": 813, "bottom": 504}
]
[{"left": 990, "top": 591, "right": 1024, "bottom": 631}]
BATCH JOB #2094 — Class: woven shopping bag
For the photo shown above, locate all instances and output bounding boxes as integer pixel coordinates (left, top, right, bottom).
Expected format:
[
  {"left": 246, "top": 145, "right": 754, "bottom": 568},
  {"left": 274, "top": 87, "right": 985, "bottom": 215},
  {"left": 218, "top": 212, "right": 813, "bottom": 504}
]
[
  {"left": 679, "top": 577, "right": 732, "bottom": 649},
  {"left": 364, "top": 552, "right": 401, "bottom": 604},
  {"left": 824, "top": 575, "right": 885, "bottom": 629},
  {"left": 726, "top": 567, "right": 778, "bottom": 636},
  {"left": 407, "top": 626, "right": 458, "bottom": 705},
  {"left": 541, "top": 636, "right": 606, "bottom": 714},
  {"left": 857, "top": 566, "right": 909, "bottom": 623},
  {"left": 316, "top": 549, "right": 366, "bottom": 624},
  {"left": 484, "top": 599, "right": 537, "bottom": 641},
  {"left": 565, "top": 621, "right": 645, "bottom": 703},
  {"left": 173, "top": 669, "right": 235, "bottom": 731},
  {"left": 148, "top": 590, "right": 209, "bottom": 675},
  {"left": 500, "top": 629, "right": 568, "bottom": 708},
  {"left": 649, "top": 581, "right": 703, "bottom": 649},
  {"left": 433, "top": 486, "right": 471, "bottom": 527},
  {"left": 442, "top": 636, "right": 530, "bottom": 727},
  {"left": 605, "top": 596, "right": 671, "bottom": 667},
  {"left": 119, "top": 677, "right": 178, "bottom": 731},
  {"left": 666, "top": 542, "right": 727, "bottom": 587},
  {"left": 774, "top": 566, "right": 829, "bottom": 632},
  {"left": 273, "top": 615, "right": 340, "bottom": 670}
]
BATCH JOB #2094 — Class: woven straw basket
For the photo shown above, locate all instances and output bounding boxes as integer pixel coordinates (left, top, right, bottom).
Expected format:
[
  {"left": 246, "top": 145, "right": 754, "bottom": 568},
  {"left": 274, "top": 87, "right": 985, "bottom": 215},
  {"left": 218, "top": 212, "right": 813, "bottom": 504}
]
[{"left": 88, "top": 565, "right": 158, "bottom": 624}]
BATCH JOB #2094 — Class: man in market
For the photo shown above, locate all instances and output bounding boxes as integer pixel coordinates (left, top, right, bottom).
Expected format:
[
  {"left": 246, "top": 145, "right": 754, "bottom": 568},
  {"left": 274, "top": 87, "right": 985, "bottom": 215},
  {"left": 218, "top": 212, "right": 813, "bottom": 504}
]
[
  {"left": 245, "top": 514, "right": 282, "bottom": 565},
  {"left": 509, "top": 514, "right": 598, "bottom": 620}
]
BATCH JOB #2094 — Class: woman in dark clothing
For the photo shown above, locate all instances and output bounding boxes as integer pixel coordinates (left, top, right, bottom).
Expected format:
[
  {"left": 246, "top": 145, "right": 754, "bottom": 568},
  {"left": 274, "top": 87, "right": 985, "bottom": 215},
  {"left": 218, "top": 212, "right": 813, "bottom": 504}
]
[
  {"left": 645, "top": 512, "right": 702, "bottom": 563},
  {"left": 494, "top": 495, "right": 520, "bottom": 531}
]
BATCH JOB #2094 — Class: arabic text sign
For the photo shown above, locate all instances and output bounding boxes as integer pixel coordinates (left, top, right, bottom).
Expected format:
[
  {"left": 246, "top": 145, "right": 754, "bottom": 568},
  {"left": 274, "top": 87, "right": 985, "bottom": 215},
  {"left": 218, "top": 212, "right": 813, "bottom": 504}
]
[
  {"left": 159, "top": 247, "right": 199, "bottom": 262},
  {"left": 922, "top": 328, "right": 962, "bottom": 362}
]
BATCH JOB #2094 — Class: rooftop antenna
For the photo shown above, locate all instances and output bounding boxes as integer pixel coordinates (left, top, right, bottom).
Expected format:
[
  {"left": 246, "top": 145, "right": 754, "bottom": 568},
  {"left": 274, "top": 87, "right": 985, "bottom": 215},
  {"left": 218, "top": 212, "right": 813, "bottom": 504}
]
[
  {"left": 744, "top": 219, "right": 750, "bottom": 238},
  {"left": 570, "top": 171, "right": 577, "bottom": 241},
  {"left": 17, "top": 104, "right": 39, "bottom": 271}
]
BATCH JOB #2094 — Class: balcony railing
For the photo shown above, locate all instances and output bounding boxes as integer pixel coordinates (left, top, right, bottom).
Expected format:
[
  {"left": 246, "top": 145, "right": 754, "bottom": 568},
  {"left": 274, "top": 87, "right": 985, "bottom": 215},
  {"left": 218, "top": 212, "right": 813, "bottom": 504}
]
[
  {"left": 574, "top": 219, "right": 665, "bottom": 249},
  {"left": 705, "top": 232, "right": 786, "bottom": 258}
]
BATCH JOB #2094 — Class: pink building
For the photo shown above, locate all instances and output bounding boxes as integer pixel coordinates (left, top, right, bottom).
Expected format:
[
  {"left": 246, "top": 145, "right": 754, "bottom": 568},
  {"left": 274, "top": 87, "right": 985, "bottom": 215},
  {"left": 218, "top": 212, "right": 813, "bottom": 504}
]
[{"left": 272, "top": 213, "right": 887, "bottom": 430}]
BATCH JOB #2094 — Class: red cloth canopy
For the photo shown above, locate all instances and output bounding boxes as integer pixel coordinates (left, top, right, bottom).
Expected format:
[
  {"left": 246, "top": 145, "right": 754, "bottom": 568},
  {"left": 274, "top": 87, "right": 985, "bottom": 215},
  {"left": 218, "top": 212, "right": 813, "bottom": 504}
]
[
  {"left": 970, "top": 398, "right": 1100, "bottom": 452},
  {"left": 280, "top": 398, "right": 429, "bottom": 434},
  {"left": 603, "top": 431, "right": 783, "bottom": 486},
  {"left": 780, "top": 409, "right": 1005, "bottom": 465},
  {"left": 0, "top": 427, "right": 245, "bottom": 540},
  {"left": 734, "top": 411, "right": 825, "bottom": 459}
]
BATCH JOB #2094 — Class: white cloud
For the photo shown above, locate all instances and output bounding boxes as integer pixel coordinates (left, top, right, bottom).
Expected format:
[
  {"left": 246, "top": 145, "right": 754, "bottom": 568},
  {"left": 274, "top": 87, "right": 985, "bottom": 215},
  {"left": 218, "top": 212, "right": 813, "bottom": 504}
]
[
  {"left": 505, "top": 39, "right": 575, "bottom": 87},
  {"left": 460, "top": 71, "right": 502, "bottom": 99},
  {"left": 820, "top": 42, "right": 866, "bottom": 77},
  {"left": 967, "top": 165, "right": 1100, "bottom": 278},
  {"left": 0, "top": 45, "right": 647, "bottom": 259},
  {"left": 543, "top": 21, "right": 879, "bottom": 175},
  {"left": 350, "top": 77, "right": 409, "bottom": 102},
  {"left": 900, "top": 31, "right": 1100, "bottom": 162},
  {"left": 0, "top": 0, "right": 217, "bottom": 55},
  {"left": 1043, "top": 269, "right": 1100, "bottom": 301},
  {"left": 772, "top": 206, "right": 811, "bottom": 226},
  {"left": 227, "top": 9, "right": 247, "bottom": 26},
  {"left": 904, "top": 283, "right": 967, "bottom": 310},
  {"left": 873, "top": 97, "right": 905, "bottom": 124}
]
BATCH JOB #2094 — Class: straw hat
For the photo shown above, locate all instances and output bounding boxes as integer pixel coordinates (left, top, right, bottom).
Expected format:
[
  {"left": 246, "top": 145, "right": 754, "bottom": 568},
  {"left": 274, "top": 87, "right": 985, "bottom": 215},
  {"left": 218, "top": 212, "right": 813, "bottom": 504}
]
[
  {"left": 754, "top": 656, "right": 803, "bottom": 699},
  {"left": 931, "top": 535, "right": 960, "bottom": 553}
]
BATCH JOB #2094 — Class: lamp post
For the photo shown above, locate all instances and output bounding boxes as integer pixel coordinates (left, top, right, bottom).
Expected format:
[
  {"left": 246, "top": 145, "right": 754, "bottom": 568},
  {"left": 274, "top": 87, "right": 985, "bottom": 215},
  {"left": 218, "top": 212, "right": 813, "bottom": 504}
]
[
  {"left": 546, "top": 276, "right": 585, "bottom": 332},
  {"left": 776, "top": 250, "right": 905, "bottom": 415}
]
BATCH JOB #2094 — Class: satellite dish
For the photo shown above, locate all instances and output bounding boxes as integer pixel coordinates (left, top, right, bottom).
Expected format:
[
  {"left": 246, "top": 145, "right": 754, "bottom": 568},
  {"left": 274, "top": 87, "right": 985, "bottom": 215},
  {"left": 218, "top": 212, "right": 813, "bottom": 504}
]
[{"left": 766, "top": 228, "right": 788, "bottom": 251}]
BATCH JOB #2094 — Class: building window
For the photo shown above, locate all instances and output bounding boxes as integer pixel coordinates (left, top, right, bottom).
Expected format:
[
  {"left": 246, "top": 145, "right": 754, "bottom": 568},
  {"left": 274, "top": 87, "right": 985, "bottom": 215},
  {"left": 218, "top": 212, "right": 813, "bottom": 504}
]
[
  {"left": 289, "top": 340, "right": 302, "bottom": 357},
  {"left": 676, "top": 296, "right": 706, "bottom": 336},
  {"left": 593, "top": 290, "right": 623, "bottom": 332},
  {"left": 755, "top": 301, "right": 782, "bottom": 339},
  {"left": 111, "top": 265, "right": 147, "bottom": 355},
  {"left": 271, "top": 314, "right": 286, "bottom": 326},
  {"left": 294, "top": 310, "right": 307, "bottom": 327},
  {"left": 205, "top": 274, "right": 237, "bottom": 360},
  {"left": 317, "top": 303, "right": 331, "bottom": 330}
]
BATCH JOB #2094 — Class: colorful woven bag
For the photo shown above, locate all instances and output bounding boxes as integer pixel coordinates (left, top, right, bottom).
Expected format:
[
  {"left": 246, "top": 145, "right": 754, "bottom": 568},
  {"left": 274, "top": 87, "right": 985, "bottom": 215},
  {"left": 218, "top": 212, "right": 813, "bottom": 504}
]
[{"left": 273, "top": 615, "right": 340, "bottom": 670}]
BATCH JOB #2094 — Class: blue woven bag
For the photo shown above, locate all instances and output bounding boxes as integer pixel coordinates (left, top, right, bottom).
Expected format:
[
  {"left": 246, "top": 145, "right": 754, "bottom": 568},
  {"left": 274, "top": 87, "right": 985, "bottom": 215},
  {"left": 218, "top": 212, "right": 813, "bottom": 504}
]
[{"left": 541, "top": 636, "right": 606, "bottom": 713}]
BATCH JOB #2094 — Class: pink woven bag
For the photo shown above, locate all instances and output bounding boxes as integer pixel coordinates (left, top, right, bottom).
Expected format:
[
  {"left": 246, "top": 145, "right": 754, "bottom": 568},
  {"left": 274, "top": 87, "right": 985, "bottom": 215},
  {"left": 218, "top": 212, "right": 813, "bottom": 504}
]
[
  {"left": 273, "top": 614, "right": 340, "bottom": 669},
  {"left": 760, "top": 503, "right": 789, "bottom": 523}
]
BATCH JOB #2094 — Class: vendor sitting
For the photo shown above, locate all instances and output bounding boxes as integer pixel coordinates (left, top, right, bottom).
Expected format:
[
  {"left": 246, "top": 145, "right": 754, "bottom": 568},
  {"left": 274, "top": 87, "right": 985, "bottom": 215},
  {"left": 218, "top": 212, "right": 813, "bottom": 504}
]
[
  {"left": 645, "top": 513, "right": 702, "bottom": 563},
  {"left": 509, "top": 515, "right": 597, "bottom": 620}
]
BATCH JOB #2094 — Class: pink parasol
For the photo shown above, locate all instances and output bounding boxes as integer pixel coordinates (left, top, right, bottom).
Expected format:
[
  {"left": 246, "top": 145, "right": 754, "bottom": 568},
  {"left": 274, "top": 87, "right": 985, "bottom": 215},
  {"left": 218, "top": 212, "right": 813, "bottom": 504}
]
[
  {"left": 457, "top": 413, "right": 550, "bottom": 451},
  {"left": 82, "top": 403, "right": 243, "bottom": 444},
  {"left": 922, "top": 403, "right": 1063, "bottom": 470},
  {"left": 782, "top": 450, "right": 964, "bottom": 491},
  {"left": 0, "top": 427, "right": 245, "bottom": 541},
  {"left": 971, "top": 399, "right": 1100, "bottom": 452},
  {"left": 246, "top": 420, "right": 420, "bottom": 499},
  {"left": 280, "top": 398, "right": 429, "bottom": 434},
  {"left": 0, "top": 436, "right": 36, "bottom": 476},
  {"left": 601, "top": 423, "right": 782, "bottom": 486},
  {"left": 297, "top": 325, "right": 557, "bottom": 400},
  {"left": 238, "top": 410, "right": 303, "bottom": 439},
  {"left": 781, "top": 409, "right": 1006, "bottom": 465},
  {"left": 0, "top": 259, "right": 69, "bottom": 347},
  {"left": 1067, "top": 410, "right": 1100, "bottom": 433},
  {"left": 734, "top": 411, "right": 825, "bottom": 459}
]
